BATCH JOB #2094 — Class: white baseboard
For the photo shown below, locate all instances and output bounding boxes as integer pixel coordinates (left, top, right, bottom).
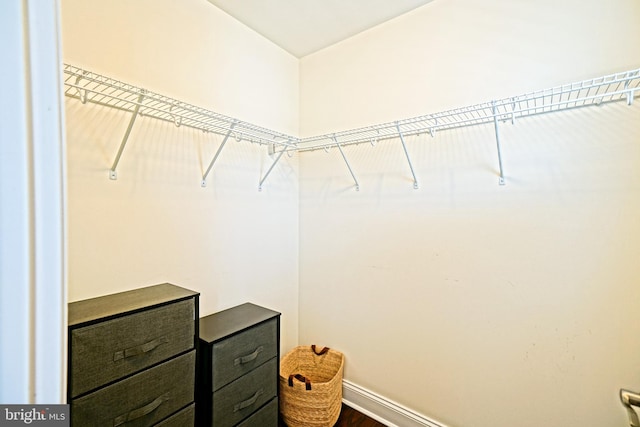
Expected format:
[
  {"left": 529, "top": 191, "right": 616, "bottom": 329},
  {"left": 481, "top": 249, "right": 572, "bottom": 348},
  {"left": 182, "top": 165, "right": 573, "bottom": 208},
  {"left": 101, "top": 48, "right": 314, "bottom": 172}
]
[{"left": 342, "top": 380, "right": 448, "bottom": 427}]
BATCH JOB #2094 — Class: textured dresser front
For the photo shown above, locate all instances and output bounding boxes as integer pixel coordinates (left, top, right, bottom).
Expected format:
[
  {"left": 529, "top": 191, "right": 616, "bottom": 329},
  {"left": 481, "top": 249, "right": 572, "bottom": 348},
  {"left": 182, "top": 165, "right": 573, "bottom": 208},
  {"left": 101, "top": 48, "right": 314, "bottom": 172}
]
[
  {"left": 198, "top": 303, "right": 281, "bottom": 427},
  {"left": 68, "top": 283, "right": 199, "bottom": 427}
]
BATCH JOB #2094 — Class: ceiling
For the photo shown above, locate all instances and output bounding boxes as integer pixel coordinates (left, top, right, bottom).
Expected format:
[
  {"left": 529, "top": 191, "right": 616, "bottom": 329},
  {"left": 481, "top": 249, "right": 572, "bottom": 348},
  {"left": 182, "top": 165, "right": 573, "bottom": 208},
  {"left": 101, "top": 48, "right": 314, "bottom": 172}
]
[{"left": 206, "top": 0, "right": 435, "bottom": 58}]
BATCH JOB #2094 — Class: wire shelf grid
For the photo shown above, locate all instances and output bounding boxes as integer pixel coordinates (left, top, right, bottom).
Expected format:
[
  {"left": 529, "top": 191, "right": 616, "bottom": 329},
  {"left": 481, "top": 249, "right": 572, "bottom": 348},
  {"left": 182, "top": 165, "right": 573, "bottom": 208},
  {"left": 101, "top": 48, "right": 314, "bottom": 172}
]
[
  {"left": 63, "top": 64, "right": 297, "bottom": 148},
  {"left": 295, "top": 68, "right": 640, "bottom": 152},
  {"left": 64, "top": 64, "right": 639, "bottom": 153}
]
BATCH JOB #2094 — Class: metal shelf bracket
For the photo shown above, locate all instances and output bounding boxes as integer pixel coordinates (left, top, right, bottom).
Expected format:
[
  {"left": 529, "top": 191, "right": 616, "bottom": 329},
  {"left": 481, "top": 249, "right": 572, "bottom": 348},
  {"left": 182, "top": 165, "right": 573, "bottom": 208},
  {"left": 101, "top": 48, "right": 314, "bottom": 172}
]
[
  {"left": 396, "top": 124, "right": 419, "bottom": 189},
  {"left": 333, "top": 137, "right": 360, "bottom": 191},
  {"left": 491, "top": 101, "right": 506, "bottom": 186},
  {"left": 109, "top": 90, "right": 146, "bottom": 180},
  {"left": 625, "top": 80, "right": 635, "bottom": 106},
  {"left": 74, "top": 72, "right": 88, "bottom": 104},
  {"left": 169, "top": 103, "right": 182, "bottom": 127},
  {"left": 621, "top": 389, "right": 640, "bottom": 427},
  {"left": 201, "top": 122, "right": 236, "bottom": 187},
  {"left": 258, "top": 142, "right": 289, "bottom": 191}
]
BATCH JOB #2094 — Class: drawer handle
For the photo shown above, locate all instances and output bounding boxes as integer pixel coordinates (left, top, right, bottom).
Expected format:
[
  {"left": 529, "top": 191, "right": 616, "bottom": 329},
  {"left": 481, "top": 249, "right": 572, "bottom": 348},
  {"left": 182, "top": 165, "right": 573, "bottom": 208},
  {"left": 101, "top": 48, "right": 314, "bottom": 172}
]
[
  {"left": 233, "top": 388, "right": 263, "bottom": 412},
  {"left": 113, "top": 392, "right": 170, "bottom": 426},
  {"left": 113, "top": 336, "right": 169, "bottom": 362},
  {"left": 234, "top": 345, "right": 263, "bottom": 366}
]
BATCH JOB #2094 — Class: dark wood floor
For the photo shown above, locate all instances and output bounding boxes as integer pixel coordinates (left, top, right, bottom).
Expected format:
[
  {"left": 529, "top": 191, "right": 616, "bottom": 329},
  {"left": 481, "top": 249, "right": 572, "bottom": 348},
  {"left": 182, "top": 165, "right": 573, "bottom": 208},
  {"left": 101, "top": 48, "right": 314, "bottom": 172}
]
[{"left": 279, "top": 403, "right": 387, "bottom": 427}]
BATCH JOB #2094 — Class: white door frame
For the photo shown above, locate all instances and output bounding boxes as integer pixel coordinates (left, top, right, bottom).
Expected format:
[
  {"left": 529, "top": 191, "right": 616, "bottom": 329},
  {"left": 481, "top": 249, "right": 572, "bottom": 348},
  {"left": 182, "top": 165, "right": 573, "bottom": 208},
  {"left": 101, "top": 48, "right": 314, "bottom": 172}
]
[{"left": 0, "top": 0, "right": 67, "bottom": 404}]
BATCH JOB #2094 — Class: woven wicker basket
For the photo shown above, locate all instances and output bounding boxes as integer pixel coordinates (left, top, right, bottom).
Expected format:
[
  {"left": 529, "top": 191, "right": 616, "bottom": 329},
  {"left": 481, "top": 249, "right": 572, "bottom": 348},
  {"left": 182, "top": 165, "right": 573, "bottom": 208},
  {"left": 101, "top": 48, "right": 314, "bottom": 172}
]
[{"left": 279, "top": 345, "right": 345, "bottom": 427}]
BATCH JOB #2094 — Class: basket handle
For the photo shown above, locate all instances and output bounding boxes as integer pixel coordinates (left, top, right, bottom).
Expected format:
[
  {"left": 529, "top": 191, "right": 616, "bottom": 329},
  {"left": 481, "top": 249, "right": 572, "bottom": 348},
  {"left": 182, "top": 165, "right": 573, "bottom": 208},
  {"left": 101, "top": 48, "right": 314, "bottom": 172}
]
[
  {"left": 288, "top": 374, "right": 312, "bottom": 390},
  {"left": 311, "top": 345, "right": 329, "bottom": 356}
]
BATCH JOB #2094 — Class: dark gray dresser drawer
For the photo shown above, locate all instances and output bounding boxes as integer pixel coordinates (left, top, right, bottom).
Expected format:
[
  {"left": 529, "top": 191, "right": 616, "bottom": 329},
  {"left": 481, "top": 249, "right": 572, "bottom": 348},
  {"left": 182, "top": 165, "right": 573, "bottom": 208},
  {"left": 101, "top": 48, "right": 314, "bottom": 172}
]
[
  {"left": 236, "top": 398, "right": 278, "bottom": 427},
  {"left": 198, "top": 303, "right": 280, "bottom": 427},
  {"left": 72, "top": 350, "right": 195, "bottom": 427},
  {"left": 155, "top": 403, "right": 195, "bottom": 427},
  {"left": 212, "top": 358, "right": 277, "bottom": 427},
  {"left": 70, "top": 298, "right": 195, "bottom": 397},
  {"left": 212, "top": 318, "right": 277, "bottom": 390}
]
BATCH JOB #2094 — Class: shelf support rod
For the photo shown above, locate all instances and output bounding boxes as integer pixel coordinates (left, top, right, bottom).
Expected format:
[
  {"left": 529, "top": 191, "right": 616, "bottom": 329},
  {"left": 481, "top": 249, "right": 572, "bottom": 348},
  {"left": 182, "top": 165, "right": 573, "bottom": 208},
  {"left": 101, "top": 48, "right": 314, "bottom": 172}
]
[
  {"left": 333, "top": 137, "right": 360, "bottom": 191},
  {"left": 109, "top": 90, "right": 146, "bottom": 180},
  {"left": 625, "top": 80, "right": 634, "bottom": 106},
  {"left": 201, "top": 122, "right": 236, "bottom": 187},
  {"left": 396, "top": 124, "right": 419, "bottom": 189},
  {"left": 492, "top": 101, "right": 506, "bottom": 186},
  {"left": 258, "top": 147, "right": 286, "bottom": 192}
]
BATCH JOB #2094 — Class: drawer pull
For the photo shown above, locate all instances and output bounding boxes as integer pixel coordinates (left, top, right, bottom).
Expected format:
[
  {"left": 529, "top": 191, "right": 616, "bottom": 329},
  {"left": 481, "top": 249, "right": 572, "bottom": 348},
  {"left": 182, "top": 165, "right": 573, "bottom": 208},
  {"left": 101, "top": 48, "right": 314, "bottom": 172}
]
[
  {"left": 113, "top": 392, "right": 170, "bottom": 426},
  {"left": 233, "top": 388, "right": 264, "bottom": 412},
  {"left": 234, "top": 345, "right": 263, "bottom": 366},
  {"left": 113, "top": 336, "right": 169, "bottom": 361}
]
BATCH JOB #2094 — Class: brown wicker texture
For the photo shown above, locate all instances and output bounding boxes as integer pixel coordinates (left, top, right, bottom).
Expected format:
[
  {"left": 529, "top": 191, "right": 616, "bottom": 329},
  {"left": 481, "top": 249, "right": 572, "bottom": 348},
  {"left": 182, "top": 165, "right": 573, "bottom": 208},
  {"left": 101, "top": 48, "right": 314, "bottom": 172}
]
[{"left": 279, "top": 346, "right": 345, "bottom": 427}]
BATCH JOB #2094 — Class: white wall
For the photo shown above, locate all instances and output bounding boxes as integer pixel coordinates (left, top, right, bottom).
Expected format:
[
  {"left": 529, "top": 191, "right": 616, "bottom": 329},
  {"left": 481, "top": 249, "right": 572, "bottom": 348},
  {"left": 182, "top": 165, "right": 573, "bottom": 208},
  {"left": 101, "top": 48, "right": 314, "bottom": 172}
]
[
  {"left": 299, "top": 1, "right": 640, "bottom": 427},
  {"left": 61, "top": 0, "right": 300, "bottom": 352},
  {"left": 300, "top": 0, "right": 640, "bottom": 136}
]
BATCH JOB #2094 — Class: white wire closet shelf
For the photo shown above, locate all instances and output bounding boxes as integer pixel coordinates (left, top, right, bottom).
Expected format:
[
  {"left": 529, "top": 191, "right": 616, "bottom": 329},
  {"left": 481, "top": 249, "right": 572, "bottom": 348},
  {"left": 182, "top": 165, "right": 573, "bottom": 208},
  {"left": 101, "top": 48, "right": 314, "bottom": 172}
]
[
  {"left": 63, "top": 64, "right": 640, "bottom": 188},
  {"left": 298, "top": 69, "right": 640, "bottom": 150},
  {"left": 63, "top": 64, "right": 296, "bottom": 147}
]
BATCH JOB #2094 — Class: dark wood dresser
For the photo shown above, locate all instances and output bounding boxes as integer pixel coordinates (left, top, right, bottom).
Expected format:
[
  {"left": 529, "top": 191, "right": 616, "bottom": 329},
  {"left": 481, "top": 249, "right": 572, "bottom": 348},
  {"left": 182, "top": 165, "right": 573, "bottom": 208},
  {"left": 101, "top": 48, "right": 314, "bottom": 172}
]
[
  {"left": 197, "top": 303, "right": 281, "bottom": 427},
  {"left": 67, "top": 283, "right": 199, "bottom": 426}
]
